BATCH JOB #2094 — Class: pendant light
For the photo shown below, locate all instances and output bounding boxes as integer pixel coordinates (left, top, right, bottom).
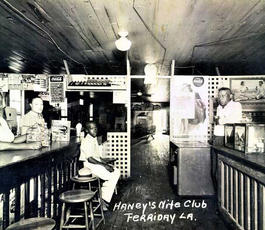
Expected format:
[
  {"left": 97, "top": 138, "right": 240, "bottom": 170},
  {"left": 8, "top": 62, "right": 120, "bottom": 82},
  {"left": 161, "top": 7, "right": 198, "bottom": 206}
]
[{"left": 115, "top": 31, "right": 132, "bottom": 51}]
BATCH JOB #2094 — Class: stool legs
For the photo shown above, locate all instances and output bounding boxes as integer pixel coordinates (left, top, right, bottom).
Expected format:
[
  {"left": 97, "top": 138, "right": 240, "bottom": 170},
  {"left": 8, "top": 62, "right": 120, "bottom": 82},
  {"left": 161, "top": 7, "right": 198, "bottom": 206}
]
[
  {"left": 71, "top": 177, "right": 105, "bottom": 227},
  {"left": 89, "top": 201, "right": 95, "bottom": 230},
  {"left": 59, "top": 201, "right": 95, "bottom": 230},
  {"left": 84, "top": 202, "right": 89, "bottom": 230},
  {"left": 59, "top": 203, "right": 65, "bottom": 230},
  {"left": 97, "top": 178, "right": 105, "bottom": 224}
]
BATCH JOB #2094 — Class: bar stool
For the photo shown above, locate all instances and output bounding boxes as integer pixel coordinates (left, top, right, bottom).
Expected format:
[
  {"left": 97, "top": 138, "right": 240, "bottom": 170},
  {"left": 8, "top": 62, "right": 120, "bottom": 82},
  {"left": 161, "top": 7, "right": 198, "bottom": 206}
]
[
  {"left": 6, "top": 217, "right": 55, "bottom": 230},
  {"left": 71, "top": 174, "right": 105, "bottom": 228},
  {"left": 59, "top": 189, "right": 96, "bottom": 230}
]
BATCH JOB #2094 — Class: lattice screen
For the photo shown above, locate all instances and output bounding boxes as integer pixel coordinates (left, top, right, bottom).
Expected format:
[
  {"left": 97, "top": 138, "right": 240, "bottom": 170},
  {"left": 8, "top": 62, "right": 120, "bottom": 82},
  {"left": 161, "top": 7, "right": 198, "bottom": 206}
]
[
  {"left": 207, "top": 76, "right": 230, "bottom": 140},
  {"left": 102, "top": 132, "right": 130, "bottom": 179}
]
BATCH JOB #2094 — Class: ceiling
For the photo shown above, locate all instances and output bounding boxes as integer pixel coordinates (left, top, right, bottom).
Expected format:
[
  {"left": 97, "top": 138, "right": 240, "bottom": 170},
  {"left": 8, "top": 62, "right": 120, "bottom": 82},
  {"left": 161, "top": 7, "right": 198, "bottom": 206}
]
[{"left": 1, "top": 0, "right": 265, "bottom": 75}]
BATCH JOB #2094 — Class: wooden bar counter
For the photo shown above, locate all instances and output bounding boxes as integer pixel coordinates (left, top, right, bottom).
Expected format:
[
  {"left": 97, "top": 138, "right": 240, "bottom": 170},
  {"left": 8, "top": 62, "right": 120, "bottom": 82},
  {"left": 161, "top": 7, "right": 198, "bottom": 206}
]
[
  {"left": 212, "top": 146, "right": 265, "bottom": 230},
  {"left": 0, "top": 138, "right": 80, "bottom": 230}
]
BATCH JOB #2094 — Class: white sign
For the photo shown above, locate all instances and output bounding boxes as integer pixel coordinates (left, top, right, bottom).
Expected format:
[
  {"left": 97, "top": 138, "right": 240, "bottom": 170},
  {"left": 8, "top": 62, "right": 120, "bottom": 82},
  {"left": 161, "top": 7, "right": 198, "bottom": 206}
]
[
  {"left": 113, "top": 91, "right": 127, "bottom": 104},
  {"left": 170, "top": 76, "right": 208, "bottom": 142}
]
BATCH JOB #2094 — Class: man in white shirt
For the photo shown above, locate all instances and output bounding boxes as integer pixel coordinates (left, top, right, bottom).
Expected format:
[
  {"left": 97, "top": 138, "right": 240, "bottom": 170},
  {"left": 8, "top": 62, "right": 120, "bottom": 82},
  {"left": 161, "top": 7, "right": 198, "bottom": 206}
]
[
  {"left": 0, "top": 93, "right": 41, "bottom": 150},
  {"left": 79, "top": 121, "right": 120, "bottom": 206},
  {"left": 214, "top": 87, "right": 242, "bottom": 145},
  {"left": 20, "top": 97, "right": 45, "bottom": 135}
]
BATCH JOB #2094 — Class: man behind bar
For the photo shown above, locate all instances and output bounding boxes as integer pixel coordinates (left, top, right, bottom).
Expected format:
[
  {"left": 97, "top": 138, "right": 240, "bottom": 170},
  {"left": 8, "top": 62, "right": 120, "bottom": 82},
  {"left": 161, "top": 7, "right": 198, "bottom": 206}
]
[
  {"left": 20, "top": 97, "right": 45, "bottom": 135},
  {"left": 79, "top": 121, "right": 120, "bottom": 209},
  {"left": 0, "top": 93, "right": 41, "bottom": 150},
  {"left": 213, "top": 87, "right": 242, "bottom": 145}
]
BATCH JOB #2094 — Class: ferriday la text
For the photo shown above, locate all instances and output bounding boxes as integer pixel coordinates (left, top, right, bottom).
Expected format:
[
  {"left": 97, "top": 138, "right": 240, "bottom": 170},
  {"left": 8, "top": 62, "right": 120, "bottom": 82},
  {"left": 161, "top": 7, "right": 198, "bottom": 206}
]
[{"left": 113, "top": 200, "right": 207, "bottom": 223}]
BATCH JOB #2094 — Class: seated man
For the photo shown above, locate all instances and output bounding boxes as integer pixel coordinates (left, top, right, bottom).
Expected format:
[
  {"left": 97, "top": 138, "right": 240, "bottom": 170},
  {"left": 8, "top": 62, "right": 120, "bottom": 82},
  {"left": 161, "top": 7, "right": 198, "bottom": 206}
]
[
  {"left": 0, "top": 94, "right": 41, "bottom": 150},
  {"left": 79, "top": 121, "right": 120, "bottom": 207}
]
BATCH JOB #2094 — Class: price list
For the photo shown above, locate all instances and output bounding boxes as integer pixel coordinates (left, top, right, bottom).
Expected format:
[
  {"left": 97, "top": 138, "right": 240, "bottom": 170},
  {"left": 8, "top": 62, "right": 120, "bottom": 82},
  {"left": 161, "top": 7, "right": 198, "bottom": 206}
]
[{"left": 49, "top": 75, "right": 65, "bottom": 103}]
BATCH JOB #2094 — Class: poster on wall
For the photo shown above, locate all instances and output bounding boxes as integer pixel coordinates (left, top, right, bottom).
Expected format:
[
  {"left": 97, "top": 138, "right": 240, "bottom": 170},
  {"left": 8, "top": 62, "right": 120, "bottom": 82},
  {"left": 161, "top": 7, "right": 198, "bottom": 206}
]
[
  {"left": 8, "top": 74, "right": 22, "bottom": 90},
  {"left": 170, "top": 76, "right": 208, "bottom": 142},
  {"left": 34, "top": 74, "right": 48, "bottom": 92},
  {"left": 21, "top": 74, "right": 35, "bottom": 90},
  {"left": 49, "top": 75, "right": 65, "bottom": 104},
  {"left": 113, "top": 91, "right": 127, "bottom": 104},
  {"left": 0, "top": 73, "right": 8, "bottom": 92}
]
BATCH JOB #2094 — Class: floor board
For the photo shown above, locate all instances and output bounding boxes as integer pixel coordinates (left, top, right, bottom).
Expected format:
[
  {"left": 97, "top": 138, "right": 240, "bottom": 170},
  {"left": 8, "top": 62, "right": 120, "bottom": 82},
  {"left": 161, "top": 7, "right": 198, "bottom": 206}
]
[{"left": 99, "top": 134, "right": 228, "bottom": 230}]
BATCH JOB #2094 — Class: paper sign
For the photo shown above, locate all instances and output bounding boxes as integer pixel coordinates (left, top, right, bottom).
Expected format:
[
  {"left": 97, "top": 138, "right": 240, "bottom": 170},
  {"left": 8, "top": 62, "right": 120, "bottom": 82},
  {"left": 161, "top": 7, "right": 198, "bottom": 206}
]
[
  {"left": 8, "top": 74, "right": 22, "bottom": 90},
  {"left": 0, "top": 73, "right": 8, "bottom": 92},
  {"left": 51, "top": 120, "right": 71, "bottom": 141},
  {"left": 34, "top": 74, "right": 48, "bottom": 92},
  {"left": 21, "top": 74, "right": 35, "bottom": 90},
  {"left": 49, "top": 75, "right": 65, "bottom": 104},
  {"left": 113, "top": 91, "right": 127, "bottom": 104}
]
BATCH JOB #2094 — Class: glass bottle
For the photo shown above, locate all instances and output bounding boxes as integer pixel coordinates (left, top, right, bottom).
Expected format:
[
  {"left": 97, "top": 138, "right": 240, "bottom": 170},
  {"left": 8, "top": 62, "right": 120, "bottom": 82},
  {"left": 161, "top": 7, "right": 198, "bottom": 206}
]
[{"left": 41, "top": 123, "right": 50, "bottom": 147}]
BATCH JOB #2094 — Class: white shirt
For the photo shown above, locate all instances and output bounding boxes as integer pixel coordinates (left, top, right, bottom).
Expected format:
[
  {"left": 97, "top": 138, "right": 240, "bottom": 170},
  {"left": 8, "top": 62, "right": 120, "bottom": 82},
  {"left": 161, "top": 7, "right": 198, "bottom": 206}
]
[
  {"left": 20, "top": 111, "right": 45, "bottom": 135},
  {"left": 0, "top": 117, "right": 15, "bottom": 142},
  {"left": 214, "top": 100, "right": 242, "bottom": 136},
  {"left": 80, "top": 134, "right": 102, "bottom": 163}
]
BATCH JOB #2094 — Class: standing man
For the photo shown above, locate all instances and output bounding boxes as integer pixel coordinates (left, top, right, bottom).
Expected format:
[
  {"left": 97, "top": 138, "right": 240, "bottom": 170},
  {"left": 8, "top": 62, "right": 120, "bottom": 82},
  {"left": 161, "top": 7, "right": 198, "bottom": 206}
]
[
  {"left": 20, "top": 97, "right": 45, "bottom": 135},
  {"left": 79, "top": 121, "right": 120, "bottom": 207},
  {"left": 213, "top": 87, "right": 242, "bottom": 145},
  {"left": 212, "top": 87, "right": 242, "bottom": 192}
]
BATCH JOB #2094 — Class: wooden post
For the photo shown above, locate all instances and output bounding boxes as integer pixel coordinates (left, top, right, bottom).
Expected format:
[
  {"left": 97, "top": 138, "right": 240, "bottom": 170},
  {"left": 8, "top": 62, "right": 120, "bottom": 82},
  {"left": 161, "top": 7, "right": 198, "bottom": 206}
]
[
  {"left": 171, "top": 60, "right": 175, "bottom": 77},
  {"left": 126, "top": 52, "right": 131, "bottom": 177}
]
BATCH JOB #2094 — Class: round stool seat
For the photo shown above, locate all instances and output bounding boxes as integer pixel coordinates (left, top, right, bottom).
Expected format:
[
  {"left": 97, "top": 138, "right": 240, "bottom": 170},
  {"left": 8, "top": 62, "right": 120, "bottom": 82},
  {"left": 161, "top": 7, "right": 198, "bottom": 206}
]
[
  {"left": 71, "top": 175, "right": 98, "bottom": 183},
  {"left": 59, "top": 189, "right": 96, "bottom": 203},
  {"left": 6, "top": 217, "right": 55, "bottom": 230}
]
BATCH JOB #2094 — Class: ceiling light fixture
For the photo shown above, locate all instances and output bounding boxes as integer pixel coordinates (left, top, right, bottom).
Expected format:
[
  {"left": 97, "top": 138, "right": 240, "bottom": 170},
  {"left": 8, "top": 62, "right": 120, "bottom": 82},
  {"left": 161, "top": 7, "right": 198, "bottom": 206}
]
[
  {"left": 144, "top": 63, "right": 157, "bottom": 84},
  {"left": 137, "top": 91, "right": 143, "bottom": 96},
  {"left": 115, "top": 31, "right": 132, "bottom": 51}
]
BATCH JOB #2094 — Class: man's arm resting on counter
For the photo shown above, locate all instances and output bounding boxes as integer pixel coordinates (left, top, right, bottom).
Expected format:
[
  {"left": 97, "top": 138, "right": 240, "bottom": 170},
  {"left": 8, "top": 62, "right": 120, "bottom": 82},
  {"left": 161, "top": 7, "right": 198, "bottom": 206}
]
[
  {"left": 87, "top": 157, "right": 114, "bottom": 172},
  {"left": 0, "top": 141, "right": 41, "bottom": 150},
  {"left": 13, "top": 135, "right": 27, "bottom": 143}
]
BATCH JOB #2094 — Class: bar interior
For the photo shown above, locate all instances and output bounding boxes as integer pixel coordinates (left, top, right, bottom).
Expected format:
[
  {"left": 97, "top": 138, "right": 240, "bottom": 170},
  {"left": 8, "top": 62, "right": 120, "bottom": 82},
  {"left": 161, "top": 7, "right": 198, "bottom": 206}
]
[{"left": 0, "top": 1, "right": 265, "bottom": 230}]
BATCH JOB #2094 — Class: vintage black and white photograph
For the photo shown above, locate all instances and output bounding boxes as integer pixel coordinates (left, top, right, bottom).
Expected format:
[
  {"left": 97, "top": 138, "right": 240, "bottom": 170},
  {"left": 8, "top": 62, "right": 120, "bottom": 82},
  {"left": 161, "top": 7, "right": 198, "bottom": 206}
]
[
  {"left": 224, "top": 124, "right": 234, "bottom": 149},
  {"left": 234, "top": 124, "right": 246, "bottom": 152},
  {"left": 230, "top": 78, "right": 265, "bottom": 102},
  {"left": 0, "top": 1, "right": 265, "bottom": 230}
]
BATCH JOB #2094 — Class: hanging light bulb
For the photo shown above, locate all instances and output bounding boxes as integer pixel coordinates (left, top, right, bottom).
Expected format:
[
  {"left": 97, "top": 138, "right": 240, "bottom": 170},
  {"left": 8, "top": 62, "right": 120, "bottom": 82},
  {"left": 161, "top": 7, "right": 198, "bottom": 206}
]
[
  {"left": 115, "top": 31, "right": 132, "bottom": 51},
  {"left": 137, "top": 91, "right": 143, "bottom": 96}
]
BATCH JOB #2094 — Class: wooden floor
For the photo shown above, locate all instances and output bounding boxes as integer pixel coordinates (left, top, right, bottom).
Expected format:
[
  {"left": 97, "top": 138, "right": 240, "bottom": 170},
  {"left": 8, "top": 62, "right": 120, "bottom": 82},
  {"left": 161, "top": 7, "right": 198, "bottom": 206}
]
[{"left": 99, "top": 134, "right": 228, "bottom": 230}]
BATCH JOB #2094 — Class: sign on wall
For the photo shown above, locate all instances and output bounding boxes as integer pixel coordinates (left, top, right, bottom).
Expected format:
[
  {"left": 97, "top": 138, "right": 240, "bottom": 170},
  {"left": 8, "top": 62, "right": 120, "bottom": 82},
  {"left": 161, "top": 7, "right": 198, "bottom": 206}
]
[
  {"left": 170, "top": 76, "right": 208, "bottom": 142},
  {"left": 49, "top": 75, "right": 65, "bottom": 104},
  {"left": 0, "top": 73, "right": 8, "bottom": 92}
]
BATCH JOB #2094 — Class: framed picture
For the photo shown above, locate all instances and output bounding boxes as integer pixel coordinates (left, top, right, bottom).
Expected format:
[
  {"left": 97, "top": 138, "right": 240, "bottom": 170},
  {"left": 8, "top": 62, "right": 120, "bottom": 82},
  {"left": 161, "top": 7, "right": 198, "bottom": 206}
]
[
  {"left": 230, "top": 78, "right": 265, "bottom": 111},
  {"left": 234, "top": 124, "right": 246, "bottom": 152},
  {"left": 230, "top": 78, "right": 265, "bottom": 102},
  {"left": 224, "top": 124, "right": 234, "bottom": 149}
]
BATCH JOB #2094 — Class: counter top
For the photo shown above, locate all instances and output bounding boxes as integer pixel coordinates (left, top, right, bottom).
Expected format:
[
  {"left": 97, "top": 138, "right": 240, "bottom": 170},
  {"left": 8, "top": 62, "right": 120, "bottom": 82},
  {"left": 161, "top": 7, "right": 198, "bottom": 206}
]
[
  {"left": 0, "top": 137, "right": 80, "bottom": 169},
  {"left": 212, "top": 145, "right": 265, "bottom": 173},
  {"left": 170, "top": 140, "right": 210, "bottom": 148}
]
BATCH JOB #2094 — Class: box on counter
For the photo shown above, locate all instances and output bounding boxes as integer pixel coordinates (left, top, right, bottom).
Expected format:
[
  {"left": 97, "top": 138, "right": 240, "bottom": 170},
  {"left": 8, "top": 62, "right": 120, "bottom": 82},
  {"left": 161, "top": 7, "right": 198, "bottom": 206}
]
[
  {"left": 224, "top": 123, "right": 265, "bottom": 154},
  {"left": 51, "top": 120, "right": 71, "bottom": 141}
]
